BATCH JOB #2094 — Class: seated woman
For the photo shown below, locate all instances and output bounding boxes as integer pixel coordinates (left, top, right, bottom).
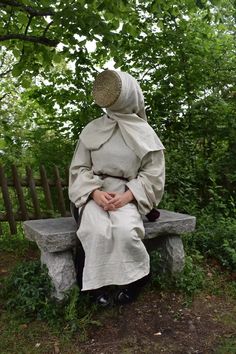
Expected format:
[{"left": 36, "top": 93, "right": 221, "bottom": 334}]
[{"left": 68, "top": 70, "right": 165, "bottom": 307}]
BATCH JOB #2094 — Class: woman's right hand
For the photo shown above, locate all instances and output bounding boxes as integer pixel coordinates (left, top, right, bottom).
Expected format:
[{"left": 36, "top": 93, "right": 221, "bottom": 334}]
[{"left": 91, "top": 190, "right": 116, "bottom": 210}]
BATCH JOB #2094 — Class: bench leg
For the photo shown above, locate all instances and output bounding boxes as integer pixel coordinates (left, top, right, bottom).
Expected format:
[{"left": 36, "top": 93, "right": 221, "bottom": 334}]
[
  {"left": 41, "top": 250, "right": 77, "bottom": 300},
  {"left": 145, "top": 235, "right": 185, "bottom": 274},
  {"left": 160, "top": 235, "right": 185, "bottom": 273}
]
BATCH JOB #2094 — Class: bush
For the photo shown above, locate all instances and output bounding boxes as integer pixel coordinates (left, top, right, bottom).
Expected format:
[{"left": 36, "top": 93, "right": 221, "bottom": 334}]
[
  {"left": 0, "top": 225, "right": 33, "bottom": 255},
  {"left": 150, "top": 250, "right": 206, "bottom": 296},
  {"left": 0, "top": 260, "right": 99, "bottom": 334},
  {"left": 2, "top": 261, "right": 56, "bottom": 321},
  {"left": 183, "top": 215, "right": 236, "bottom": 271}
]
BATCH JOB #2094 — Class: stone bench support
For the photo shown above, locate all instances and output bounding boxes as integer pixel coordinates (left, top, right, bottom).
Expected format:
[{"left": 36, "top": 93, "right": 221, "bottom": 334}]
[{"left": 23, "top": 209, "right": 196, "bottom": 299}]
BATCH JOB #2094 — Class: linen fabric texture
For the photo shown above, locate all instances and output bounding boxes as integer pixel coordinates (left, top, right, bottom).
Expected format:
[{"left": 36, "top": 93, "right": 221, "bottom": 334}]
[{"left": 69, "top": 71, "right": 165, "bottom": 291}]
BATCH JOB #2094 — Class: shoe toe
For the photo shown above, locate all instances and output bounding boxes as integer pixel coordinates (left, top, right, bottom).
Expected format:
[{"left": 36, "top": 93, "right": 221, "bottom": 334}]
[
  {"left": 116, "top": 289, "right": 133, "bottom": 305},
  {"left": 96, "top": 294, "right": 112, "bottom": 308}
]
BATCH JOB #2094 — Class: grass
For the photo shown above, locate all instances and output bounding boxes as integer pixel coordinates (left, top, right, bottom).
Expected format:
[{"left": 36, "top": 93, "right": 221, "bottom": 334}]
[
  {"left": 215, "top": 338, "right": 236, "bottom": 354},
  {"left": 0, "top": 316, "right": 85, "bottom": 354}
]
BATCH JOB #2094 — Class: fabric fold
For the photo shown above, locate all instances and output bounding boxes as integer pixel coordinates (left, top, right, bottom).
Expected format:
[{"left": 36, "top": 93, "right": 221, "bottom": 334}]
[
  {"left": 69, "top": 140, "right": 104, "bottom": 208},
  {"left": 80, "top": 71, "right": 164, "bottom": 160}
]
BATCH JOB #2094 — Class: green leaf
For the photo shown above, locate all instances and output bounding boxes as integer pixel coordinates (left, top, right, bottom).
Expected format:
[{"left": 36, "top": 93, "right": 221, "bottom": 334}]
[
  {"left": 12, "top": 64, "right": 24, "bottom": 77},
  {"left": 17, "top": 12, "right": 29, "bottom": 26},
  {"left": 53, "top": 52, "right": 63, "bottom": 64},
  {"left": 0, "top": 139, "right": 6, "bottom": 149},
  {"left": 12, "top": 48, "right": 22, "bottom": 59},
  {"left": 21, "top": 77, "right": 32, "bottom": 89}
]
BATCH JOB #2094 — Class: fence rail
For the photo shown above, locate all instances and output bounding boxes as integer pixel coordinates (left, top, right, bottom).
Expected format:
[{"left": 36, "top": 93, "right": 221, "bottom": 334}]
[{"left": 0, "top": 164, "right": 70, "bottom": 235}]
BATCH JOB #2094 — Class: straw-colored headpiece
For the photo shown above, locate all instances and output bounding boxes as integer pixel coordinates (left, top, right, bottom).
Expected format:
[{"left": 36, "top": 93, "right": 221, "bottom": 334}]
[
  {"left": 92, "top": 70, "right": 122, "bottom": 108},
  {"left": 81, "top": 69, "right": 165, "bottom": 160}
]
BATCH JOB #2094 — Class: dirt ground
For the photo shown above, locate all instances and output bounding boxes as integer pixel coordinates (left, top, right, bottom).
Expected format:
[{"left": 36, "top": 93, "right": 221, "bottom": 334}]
[
  {"left": 84, "top": 292, "right": 236, "bottom": 354},
  {"left": 0, "top": 249, "right": 236, "bottom": 354}
]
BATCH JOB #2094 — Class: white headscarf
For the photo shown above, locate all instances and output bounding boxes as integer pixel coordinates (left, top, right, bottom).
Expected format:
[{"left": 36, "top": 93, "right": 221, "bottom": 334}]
[{"left": 80, "top": 71, "right": 164, "bottom": 160}]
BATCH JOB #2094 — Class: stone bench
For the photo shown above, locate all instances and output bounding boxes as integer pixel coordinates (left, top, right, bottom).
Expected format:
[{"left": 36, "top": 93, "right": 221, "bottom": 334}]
[{"left": 23, "top": 209, "right": 196, "bottom": 299}]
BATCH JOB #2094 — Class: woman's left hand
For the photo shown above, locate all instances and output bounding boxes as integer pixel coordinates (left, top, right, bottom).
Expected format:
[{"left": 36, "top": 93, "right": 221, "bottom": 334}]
[{"left": 104, "top": 190, "right": 134, "bottom": 210}]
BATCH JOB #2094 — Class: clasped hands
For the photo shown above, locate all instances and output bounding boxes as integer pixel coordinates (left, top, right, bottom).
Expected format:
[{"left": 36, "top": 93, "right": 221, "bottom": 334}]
[{"left": 91, "top": 189, "right": 134, "bottom": 211}]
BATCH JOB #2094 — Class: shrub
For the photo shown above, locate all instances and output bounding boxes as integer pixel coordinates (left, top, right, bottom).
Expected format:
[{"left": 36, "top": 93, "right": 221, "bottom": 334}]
[
  {"left": 150, "top": 250, "right": 206, "bottom": 296},
  {"left": 0, "top": 225, "right": 33, "bottom": 255},
  {"left": 183, "top": 215, "right": 236, "bottom": 271},
  {"left": 0, "top": 260, "right": 98, "bottom": 334},
  {"left": 2, "top": 260, "right": 56, "bottom": 321}
]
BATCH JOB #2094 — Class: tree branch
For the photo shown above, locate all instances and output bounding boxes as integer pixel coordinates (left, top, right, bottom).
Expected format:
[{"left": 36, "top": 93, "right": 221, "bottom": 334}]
[
  {"left": 43, "top": 20, "right": 54, "bottom": 37},
  {"left": 0, "top": 0, "right": 54, "bottom": 16},
  {"left": 0, "top": 34, "right": 58, "bottom": 47},
  {"left": 20, "top": 14, "right": 33, "bottom": 56},
  {"left": 0, "top": 93, "right": 8, "bottom": 101},
  {"left": 24, "top": 15, "right": 33, "bottom": 35}
]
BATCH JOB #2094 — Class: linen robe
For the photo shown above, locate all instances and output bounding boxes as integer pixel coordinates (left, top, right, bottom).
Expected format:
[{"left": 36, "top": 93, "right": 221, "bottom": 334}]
[{"left": 69, "top": 125, "right": 165, "bottom": 291}]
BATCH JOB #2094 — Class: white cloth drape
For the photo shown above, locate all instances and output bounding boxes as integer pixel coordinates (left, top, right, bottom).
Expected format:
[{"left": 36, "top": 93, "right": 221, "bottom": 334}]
[{"left": 69, "top": 128, "right": 165, "bottom": 290}]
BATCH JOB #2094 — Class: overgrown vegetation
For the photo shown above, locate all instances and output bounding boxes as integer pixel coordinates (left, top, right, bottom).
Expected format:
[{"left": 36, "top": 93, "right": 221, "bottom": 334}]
[
  {"left": 184, "top": 215, "right": 236, "bottom": 271},
  {"left": 150, "top": 250, "right": 206, "bottom": 296},
  {"left": 0, "top": 259, "right": 99, "bottom": 336},
  {"left": 0, "top": 225, "right": 32, "bottom": 255}
]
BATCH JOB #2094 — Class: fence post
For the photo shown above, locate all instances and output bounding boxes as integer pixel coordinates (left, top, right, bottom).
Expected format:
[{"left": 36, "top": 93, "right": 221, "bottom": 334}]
[
  {"left": 12, "top": 165, "right": 29, "bottom": 220},
  {"left": 54, "top": 165, "right": 67, "bottom": 217},
  {"left": 26, "top": 166, "right": 41, "bottom": 219},
  {"left": 40, "top": 165, "right": 54, "bottom": 211},
  {"left": 0, "top": 165, "right": 17, "bottom": 234}
]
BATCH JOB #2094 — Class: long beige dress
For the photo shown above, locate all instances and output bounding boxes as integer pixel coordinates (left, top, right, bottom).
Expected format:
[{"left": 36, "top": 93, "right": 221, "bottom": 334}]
[{"left": 69, "top": 125, "right": 165, "bottom": 291}]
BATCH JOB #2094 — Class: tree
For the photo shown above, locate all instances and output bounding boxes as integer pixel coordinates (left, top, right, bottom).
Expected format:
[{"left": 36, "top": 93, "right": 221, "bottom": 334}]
[
  {"left": 97, "top": 0, "right": 236, "bottom": 212},
  {"left": 0, "top": 0, "right": 137, "bottom": 78},
  {"left": 0, "top": 0, "right": 235, "bottom": 214}
]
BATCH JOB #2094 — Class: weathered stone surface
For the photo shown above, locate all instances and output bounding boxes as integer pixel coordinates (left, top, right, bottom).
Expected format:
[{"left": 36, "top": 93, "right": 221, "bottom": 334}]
[
  {"left": 23, "top": 217, "right": 77, "bottom": 253},
  {"left": 144, "top": 209, "right": 196, "bottom": 240},
  {"left": 41, "top": 249, "right": 76, "bottom": 300},
  {"left": 158, "top": 235, "right": 185, "bottom": 273},
  {"left": 23, "top": 210, "right": 196, "bottom": 253}
]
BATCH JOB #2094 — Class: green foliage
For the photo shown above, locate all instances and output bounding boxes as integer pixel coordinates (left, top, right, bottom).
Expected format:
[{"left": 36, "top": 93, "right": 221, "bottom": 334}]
[
  {"left": 63, "top": 286, "right": 101, "bottom": 337},
  {"left": 0, "top": 260, "right": 98, "bottom": 334},
  {"left": 215, "top": 338, "right": 236, "bottom": 354},
  {"left": 150, "top": 251, "right": 206, "bottom": 296},
  {"left": 2, "top": 261, "right": 55, "bottom": 320},
  {"left": 0, "top": 226, "right": 32, "bottom": 254},
  {"left": 1, "top": 1, "right": 235, "bottom": 218},
  {"left": 0, "top": 235, "right": 32, "bottom": 255},
  {"left": 184, "top": 215, "right": 236, "bottom": 271},
  {"left": 108, "top": 1, "right": 236, "bottom": 216},
  {"left": 0, "top": 0, "right": 137, "bottom": 79},
  {"left": 173, "top": 254, "right": 206, "bottom": 295}
]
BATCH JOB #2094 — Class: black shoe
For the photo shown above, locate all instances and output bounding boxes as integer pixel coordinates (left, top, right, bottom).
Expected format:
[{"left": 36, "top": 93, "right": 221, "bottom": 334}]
[
  {"left": 115, "top": 288, "right": 135, "bottom": 305},
  {"left": 115, "top": 274, "right": 151, "bottom": 305},
  {"left": 95, "top": 293, "right": 112, "bottom": 308}
]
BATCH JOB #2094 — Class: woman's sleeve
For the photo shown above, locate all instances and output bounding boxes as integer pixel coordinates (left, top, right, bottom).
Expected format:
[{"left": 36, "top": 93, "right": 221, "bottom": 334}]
[
  {"left": 68, "top": 140, "right": 104, "bottom": 208},
  {"left": 126, "top": 149, "right": 165, "bottom": 215}
]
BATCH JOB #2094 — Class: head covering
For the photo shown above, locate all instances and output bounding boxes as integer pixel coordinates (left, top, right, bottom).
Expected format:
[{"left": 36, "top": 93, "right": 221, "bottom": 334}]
[
  {"left": 92, "top": 70, "right": 122, "bottom": 108},
  {"left": 80, "top": 70, "right": 164, "bottom": 160}
]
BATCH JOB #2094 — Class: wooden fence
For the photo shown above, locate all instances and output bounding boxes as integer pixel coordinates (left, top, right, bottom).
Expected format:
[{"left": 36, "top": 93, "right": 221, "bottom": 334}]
[{"left": 0, "top": 164, "right": 71, "bottom": 235}]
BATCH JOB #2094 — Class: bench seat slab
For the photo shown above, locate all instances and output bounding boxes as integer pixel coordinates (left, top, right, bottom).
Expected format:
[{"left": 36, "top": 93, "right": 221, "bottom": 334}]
[{"left": 23, "top": 209, "right": 196, "bottom": 253}]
